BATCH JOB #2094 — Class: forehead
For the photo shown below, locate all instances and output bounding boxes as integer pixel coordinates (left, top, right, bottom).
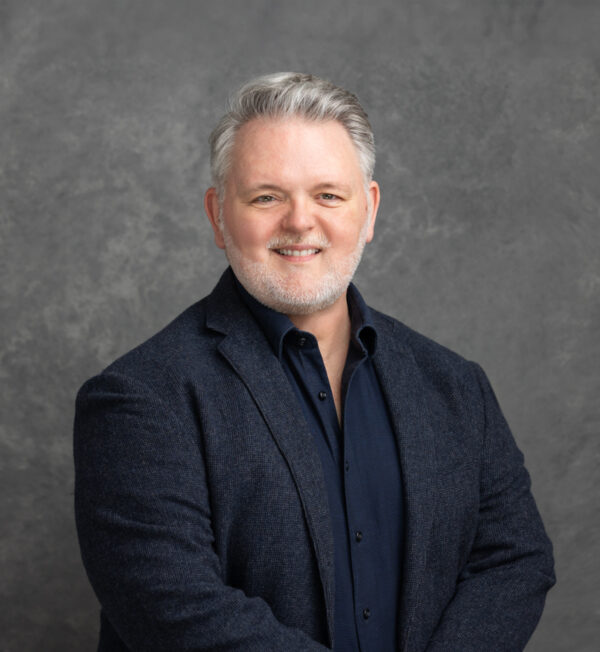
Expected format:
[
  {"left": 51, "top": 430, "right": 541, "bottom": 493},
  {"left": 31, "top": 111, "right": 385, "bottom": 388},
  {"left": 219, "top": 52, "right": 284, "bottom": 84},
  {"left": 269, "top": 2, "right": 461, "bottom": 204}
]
[{"left": 227, "top": 117, "right": 363, "bottom": 187}]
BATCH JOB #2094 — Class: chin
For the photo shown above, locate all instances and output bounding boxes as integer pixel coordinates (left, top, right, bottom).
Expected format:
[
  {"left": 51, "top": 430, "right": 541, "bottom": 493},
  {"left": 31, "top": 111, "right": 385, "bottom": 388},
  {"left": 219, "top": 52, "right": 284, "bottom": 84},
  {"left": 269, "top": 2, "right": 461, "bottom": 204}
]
[{"left": 229, "top": 257, "right": 350, "bottom": 315}]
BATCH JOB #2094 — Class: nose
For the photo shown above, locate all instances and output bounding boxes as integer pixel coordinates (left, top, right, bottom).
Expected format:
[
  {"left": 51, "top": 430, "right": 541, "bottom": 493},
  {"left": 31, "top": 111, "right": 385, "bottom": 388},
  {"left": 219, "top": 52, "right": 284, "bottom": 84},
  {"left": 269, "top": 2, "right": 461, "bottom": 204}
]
[{"left": 281, "top": 196, "right": 316, "bottom": 233}]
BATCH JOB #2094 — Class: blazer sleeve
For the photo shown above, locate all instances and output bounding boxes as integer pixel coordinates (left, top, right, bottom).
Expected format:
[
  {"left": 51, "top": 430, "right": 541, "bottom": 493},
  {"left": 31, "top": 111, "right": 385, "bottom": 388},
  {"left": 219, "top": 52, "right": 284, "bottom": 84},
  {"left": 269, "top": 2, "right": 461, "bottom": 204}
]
[
  {"left": 73, "top": 371, "right": 329, "bottom": 652},
  {"left": 425, "top": 363, "right": 556, "bottom": 651}
]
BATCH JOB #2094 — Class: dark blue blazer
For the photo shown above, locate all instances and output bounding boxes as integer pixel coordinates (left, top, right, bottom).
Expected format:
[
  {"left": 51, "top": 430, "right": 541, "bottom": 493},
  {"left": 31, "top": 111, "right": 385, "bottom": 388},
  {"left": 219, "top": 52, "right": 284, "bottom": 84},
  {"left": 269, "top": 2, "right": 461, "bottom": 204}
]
[{"left": 74, "top": 268, "right": 555, "bottom": 651}]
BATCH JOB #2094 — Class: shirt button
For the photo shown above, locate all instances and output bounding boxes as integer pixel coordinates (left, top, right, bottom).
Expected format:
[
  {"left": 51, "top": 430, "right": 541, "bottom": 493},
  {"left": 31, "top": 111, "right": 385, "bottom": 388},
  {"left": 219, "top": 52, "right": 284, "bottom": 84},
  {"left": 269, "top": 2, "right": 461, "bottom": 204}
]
[
  {"left": 363, "top": 608, "right": 371, "bottom": 620},
  {"left": 318, "top": 391, "right": 327, "bottom": 401},
  {"left": 297, "top": 336, "right": 306, "bottom": 347},
  {"left": 355, "top": 531, "right": 363, "bottom": 542}
]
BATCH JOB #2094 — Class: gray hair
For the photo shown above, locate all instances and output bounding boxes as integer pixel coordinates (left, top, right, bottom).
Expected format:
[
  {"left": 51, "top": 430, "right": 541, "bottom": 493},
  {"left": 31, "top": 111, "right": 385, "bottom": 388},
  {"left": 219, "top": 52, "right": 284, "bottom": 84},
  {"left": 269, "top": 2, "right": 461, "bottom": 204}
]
[{"left": 209, "top": 72, "right": 375, "bottom": 197}]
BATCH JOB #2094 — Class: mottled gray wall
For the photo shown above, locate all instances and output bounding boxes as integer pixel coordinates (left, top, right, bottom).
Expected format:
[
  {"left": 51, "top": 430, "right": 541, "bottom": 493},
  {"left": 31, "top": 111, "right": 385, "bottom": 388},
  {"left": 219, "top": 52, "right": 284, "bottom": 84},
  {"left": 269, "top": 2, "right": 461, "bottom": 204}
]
[{"left": 1, "top": 0, "right": 598, "bottom": 650}]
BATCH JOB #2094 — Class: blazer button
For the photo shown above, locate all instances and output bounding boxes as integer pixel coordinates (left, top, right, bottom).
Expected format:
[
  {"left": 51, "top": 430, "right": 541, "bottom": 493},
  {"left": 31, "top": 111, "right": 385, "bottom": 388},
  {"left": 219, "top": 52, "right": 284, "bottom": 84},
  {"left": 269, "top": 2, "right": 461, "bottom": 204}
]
[
  {"left": 363, "top": 608, "right": 371, "bottom": 620},
  {"left": 318, "top": 391, "right": 327, "bottom": 401},
  {"left": 355, "top": 531, "right": 363, "bottom": 542}
]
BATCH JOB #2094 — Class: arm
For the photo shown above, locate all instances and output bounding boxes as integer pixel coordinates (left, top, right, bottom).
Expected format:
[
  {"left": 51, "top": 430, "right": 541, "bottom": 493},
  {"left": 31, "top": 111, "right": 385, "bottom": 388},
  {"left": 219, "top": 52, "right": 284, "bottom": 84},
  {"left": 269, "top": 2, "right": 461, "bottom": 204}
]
[
  {"left": 74, "top": 371, "right": 329, "bottom": 651},
  {"left": 426, "top": 364, "right": 555, "bottom": 651}
]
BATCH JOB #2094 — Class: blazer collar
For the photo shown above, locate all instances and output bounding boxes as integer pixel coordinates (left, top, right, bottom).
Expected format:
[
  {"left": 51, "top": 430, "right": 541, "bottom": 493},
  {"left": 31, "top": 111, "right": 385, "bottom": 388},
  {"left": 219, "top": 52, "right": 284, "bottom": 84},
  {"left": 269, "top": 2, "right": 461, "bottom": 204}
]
[
  {"left": 205, "top": 267, "right": 335, "bottom": 645},
  {"left": 370, "top": 311, "right": 437, "bottom": 651}
]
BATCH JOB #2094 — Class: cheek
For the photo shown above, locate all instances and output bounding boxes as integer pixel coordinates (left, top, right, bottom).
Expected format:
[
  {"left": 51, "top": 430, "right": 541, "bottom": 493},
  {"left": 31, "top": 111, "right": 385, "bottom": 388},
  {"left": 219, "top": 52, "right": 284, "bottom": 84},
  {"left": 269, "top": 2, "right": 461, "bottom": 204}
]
[
  {"left": 225, "top": 213, "right": 275, "bottom": 252},
  {"left": 334, "top": 214, "right": 368, "bottom": 248},
  {"left": 243, "top": 222, "right": 274, "bottom": 247}
]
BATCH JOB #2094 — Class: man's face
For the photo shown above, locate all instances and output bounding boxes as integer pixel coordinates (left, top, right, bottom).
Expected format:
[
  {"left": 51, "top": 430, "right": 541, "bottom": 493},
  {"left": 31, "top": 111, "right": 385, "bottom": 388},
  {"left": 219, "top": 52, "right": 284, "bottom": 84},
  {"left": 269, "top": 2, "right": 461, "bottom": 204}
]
[{"left": 205, "top": 117, "right": 379, "bottom": 316}]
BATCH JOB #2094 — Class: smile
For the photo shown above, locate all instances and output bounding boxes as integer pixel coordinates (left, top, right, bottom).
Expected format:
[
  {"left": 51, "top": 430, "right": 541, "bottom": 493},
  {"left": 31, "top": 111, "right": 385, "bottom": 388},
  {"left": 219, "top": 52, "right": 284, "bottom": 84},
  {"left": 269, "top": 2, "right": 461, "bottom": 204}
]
[{"left": 275, "top": 248, "right": 320, "bottom": 257}]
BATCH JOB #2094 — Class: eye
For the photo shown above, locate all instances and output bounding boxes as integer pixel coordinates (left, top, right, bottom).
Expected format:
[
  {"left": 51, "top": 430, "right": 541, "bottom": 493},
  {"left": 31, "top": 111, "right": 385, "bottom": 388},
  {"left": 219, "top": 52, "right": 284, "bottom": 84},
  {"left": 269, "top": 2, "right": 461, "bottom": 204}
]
[
  {"left": 253, "top": 195, "right": 276, "bottom": 203},
  {"left": 319, "top": 193, "right": 339, "bottom": 201}
]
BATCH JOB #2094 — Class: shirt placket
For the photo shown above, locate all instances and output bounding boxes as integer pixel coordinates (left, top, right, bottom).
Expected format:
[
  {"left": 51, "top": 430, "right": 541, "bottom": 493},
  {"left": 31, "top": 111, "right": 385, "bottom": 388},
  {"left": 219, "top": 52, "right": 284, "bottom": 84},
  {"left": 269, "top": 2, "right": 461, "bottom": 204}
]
[{"left": 341, "top": 349, "right": 373, "bottom": 651}]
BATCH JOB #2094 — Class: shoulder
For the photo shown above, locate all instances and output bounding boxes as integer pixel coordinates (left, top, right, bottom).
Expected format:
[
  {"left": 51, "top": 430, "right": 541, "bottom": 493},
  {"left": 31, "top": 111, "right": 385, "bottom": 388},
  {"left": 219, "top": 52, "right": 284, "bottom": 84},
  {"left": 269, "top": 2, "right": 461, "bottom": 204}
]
[
  {"left": 368, "top": 308, "right": 511, "bottom": 471},
  {"left": 105, "top": 298, "right": 214, "bottom": 383},
  {"left": 77, "top": 274, "right": 244, "bottom": 410},
  {"left": 370, "top": 307, "right": 476, "bottom": 378},
  {"left": 73, "top": 299, "right": 212, "bottom": 418},
  {"left": 368, "top": 306, "right": 491, "bottom": 425},
  {"left": 81, "top": 268, "right": 250, "bottom": 396}
]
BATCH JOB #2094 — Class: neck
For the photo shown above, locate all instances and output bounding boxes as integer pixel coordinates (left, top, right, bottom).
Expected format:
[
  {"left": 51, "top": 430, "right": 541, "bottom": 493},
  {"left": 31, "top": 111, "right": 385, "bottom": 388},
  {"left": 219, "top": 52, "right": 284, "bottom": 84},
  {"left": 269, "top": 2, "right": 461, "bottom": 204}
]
[{"left": 287, "top": 291, "right": 351, "bottom": 361}]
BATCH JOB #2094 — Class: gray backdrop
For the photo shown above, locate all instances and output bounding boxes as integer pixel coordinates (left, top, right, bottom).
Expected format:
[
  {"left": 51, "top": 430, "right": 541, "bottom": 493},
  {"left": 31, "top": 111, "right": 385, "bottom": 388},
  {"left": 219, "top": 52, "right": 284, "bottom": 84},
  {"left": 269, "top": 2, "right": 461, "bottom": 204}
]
[{"left": 1, "top": 1, "right": 598, "bottom": 650}]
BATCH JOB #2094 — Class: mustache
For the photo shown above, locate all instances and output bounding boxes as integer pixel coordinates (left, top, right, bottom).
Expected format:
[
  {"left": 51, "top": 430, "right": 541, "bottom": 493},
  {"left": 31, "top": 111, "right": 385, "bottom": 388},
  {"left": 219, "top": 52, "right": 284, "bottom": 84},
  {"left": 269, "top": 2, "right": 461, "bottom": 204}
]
[{"left": 267, "top": 234, "right": 331, "bottom": 249}]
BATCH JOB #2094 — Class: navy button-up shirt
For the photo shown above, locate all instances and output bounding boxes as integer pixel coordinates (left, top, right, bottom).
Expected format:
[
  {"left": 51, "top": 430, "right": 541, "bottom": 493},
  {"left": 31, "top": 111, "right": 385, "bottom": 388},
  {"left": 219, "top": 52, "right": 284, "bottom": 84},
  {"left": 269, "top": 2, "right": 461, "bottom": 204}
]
[{"left": 235, "top": 279, "right": 403, "bottom": 652}]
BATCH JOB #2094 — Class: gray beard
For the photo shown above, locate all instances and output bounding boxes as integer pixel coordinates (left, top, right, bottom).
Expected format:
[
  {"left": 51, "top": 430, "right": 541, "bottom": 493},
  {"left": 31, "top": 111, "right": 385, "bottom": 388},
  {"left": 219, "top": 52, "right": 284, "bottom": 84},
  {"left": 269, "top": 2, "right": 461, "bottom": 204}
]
[{"left": 221, "top": 222, "right": 368, "bottom": 316}]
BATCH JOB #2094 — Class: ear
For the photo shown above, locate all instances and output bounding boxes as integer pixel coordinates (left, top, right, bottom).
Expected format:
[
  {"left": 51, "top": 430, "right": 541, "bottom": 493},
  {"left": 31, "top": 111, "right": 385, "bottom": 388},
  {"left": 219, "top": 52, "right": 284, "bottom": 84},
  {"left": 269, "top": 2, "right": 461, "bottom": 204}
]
[
  {"left": 204, "top": 187, "right": 226, "bottom": 249},
  {"left": 365, "top": 180, "right": 380, "bottom": 243}
]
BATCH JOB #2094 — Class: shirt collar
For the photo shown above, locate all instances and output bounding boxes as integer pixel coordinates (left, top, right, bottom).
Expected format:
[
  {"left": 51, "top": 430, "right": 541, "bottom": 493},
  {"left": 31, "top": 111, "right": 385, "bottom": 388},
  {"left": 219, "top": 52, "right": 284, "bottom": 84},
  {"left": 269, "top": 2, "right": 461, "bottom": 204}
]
[
  {"left": 347, "top": 283, "right": 378, "bottom": 357},
  {"left": 234, "top": 274, "right": 378, "bottom": 360}
]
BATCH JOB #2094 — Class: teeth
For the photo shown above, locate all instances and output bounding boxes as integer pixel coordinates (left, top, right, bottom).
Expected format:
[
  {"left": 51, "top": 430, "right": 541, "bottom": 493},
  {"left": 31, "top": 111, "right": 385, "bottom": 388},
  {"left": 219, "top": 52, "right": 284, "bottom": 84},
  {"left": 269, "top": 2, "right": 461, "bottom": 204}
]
[{"left": 277, "top": 248, "right": 319, "bottom": 257}]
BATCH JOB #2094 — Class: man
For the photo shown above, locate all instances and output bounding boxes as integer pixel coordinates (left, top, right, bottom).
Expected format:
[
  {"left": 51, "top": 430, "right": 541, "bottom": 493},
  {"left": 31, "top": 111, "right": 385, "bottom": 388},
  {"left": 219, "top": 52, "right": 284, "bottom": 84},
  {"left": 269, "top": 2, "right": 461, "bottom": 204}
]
[{"left": 74, "top": 72, "right": 555, "bottom": 651}]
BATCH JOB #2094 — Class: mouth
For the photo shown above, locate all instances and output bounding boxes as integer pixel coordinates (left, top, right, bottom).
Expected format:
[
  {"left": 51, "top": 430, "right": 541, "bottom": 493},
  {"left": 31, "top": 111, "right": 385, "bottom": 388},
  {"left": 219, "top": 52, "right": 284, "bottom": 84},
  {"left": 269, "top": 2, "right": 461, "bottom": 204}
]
[{"left": 273, "top": 247, "right": 321, "bottom": 257}]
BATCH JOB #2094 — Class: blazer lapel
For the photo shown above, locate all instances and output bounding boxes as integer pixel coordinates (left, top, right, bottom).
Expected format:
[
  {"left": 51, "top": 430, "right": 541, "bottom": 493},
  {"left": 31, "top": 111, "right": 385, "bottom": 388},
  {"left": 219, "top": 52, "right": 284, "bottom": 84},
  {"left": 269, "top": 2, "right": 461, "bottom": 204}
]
[
  {"left": 372, "top": 315, "right": 437, "bottom": 652},
  {"left": 205, "top": 269, "right": 335, "bottom": 644}
]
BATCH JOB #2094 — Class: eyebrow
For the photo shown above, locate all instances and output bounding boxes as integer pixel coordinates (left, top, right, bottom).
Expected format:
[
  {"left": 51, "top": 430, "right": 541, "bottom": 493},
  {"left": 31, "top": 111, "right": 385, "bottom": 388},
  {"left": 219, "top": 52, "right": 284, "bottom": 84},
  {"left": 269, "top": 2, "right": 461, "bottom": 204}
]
[
  {"left": 242, "top": 184, "right": 285, "bottom": 195},
  {"left": 241, "top": 182, "right": 354, "bottom": 195},
  {"left": 314, "top": 182, "right": 354, "bottom": 195}
]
